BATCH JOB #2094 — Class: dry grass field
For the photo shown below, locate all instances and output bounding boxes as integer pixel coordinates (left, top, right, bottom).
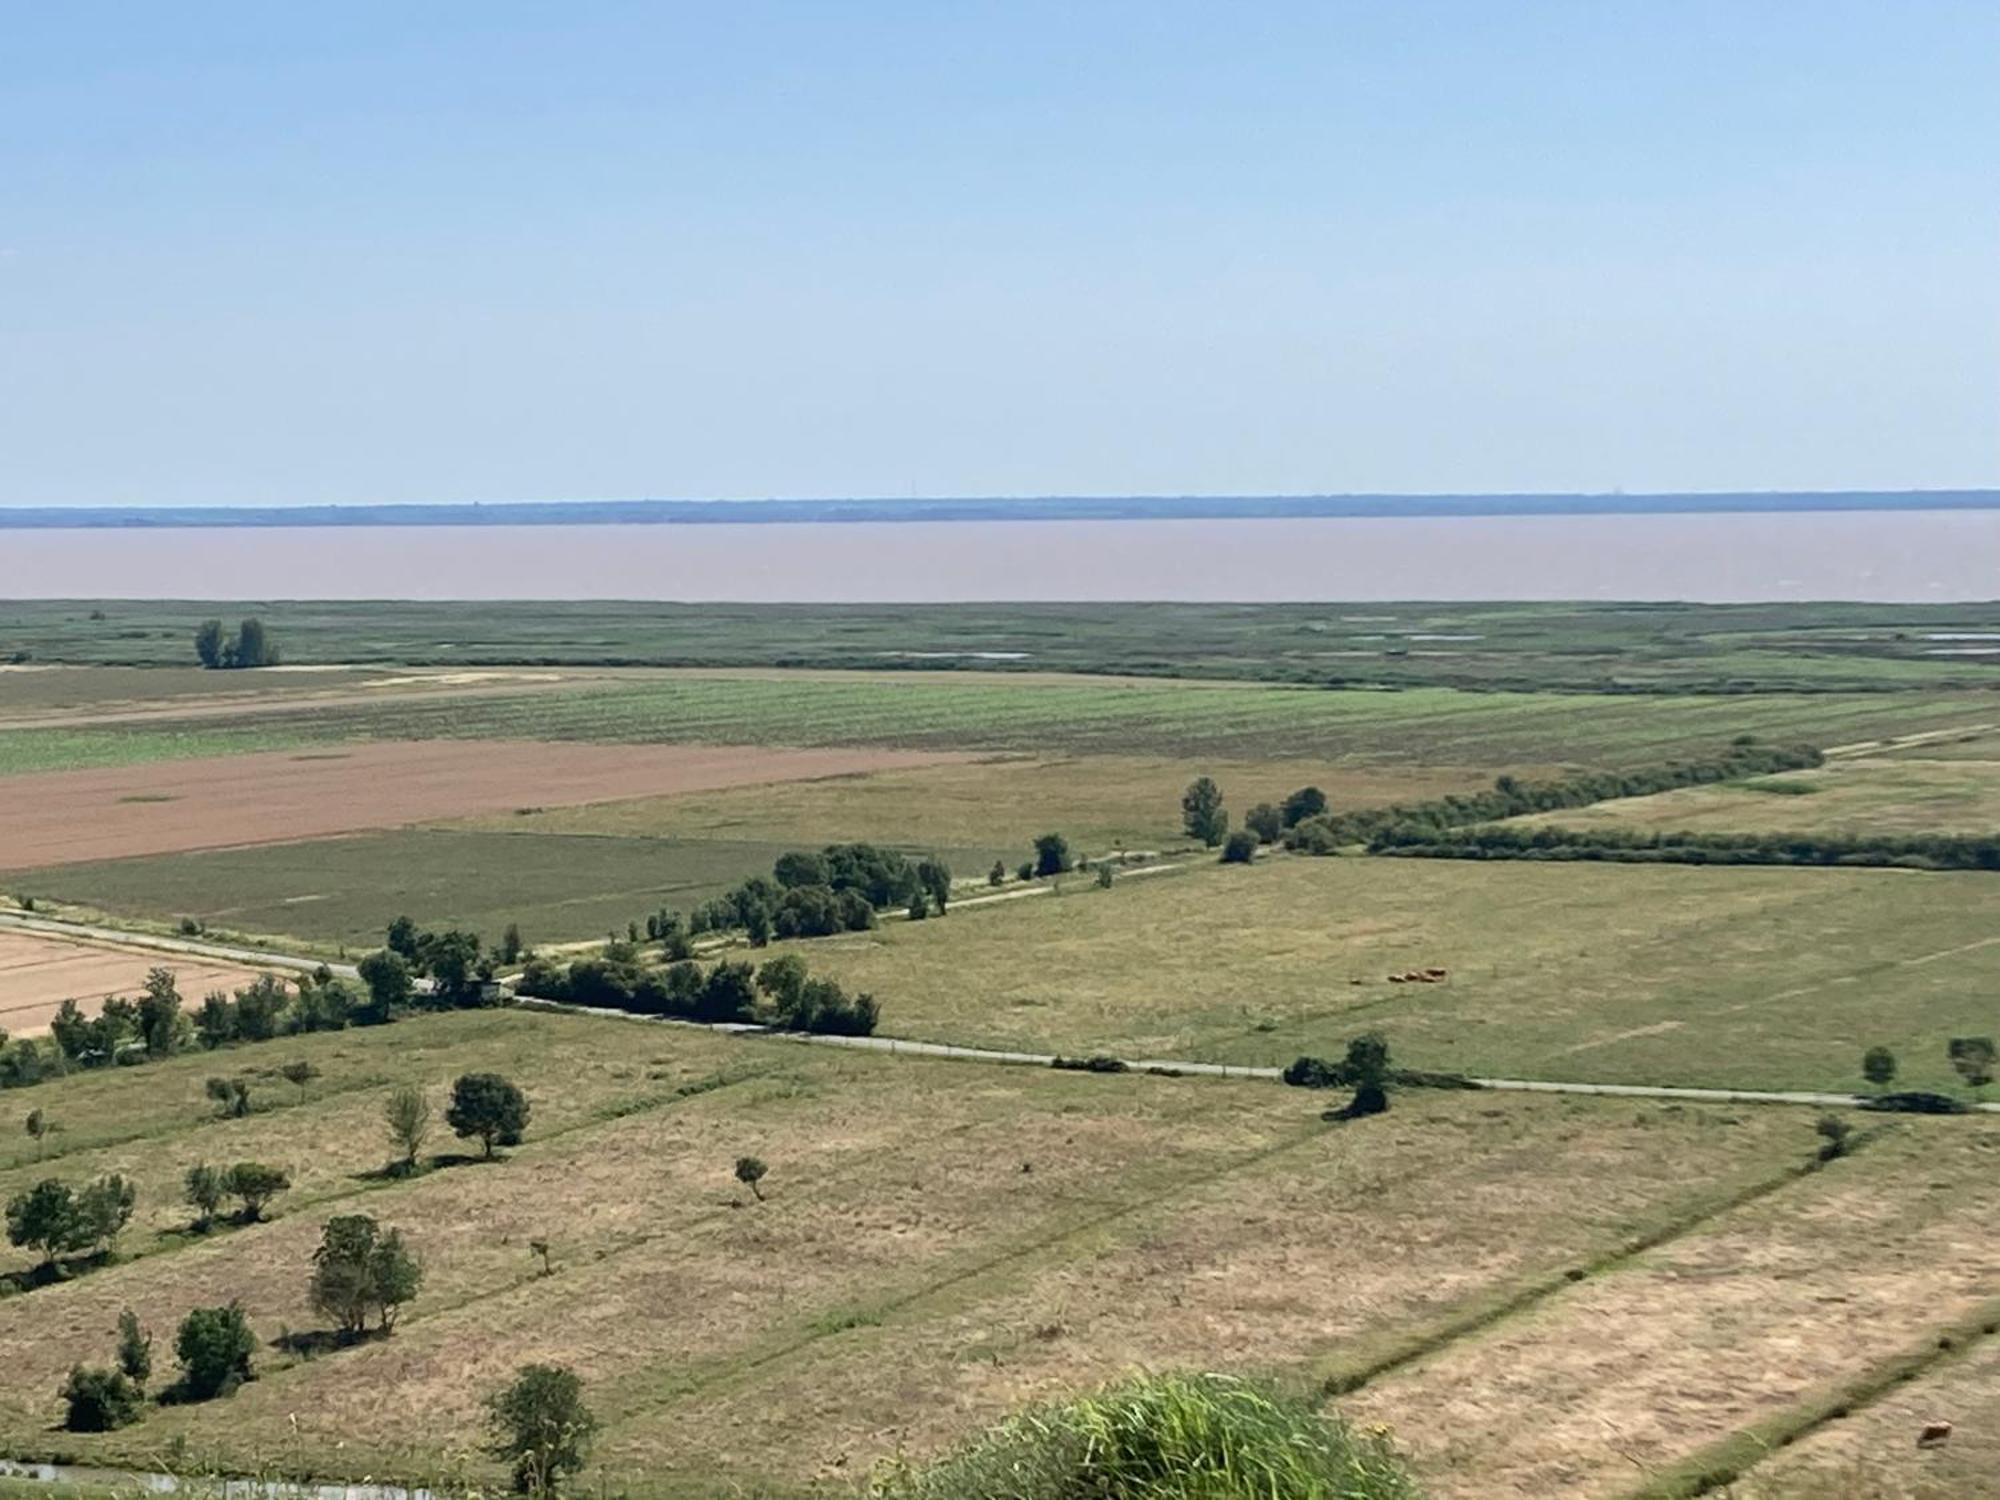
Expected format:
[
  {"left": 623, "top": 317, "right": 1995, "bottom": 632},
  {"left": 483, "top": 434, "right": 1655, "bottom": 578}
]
[
  {"left": 0, "top": 1007, "right": 1865, "bottom": 1498},
  {"left": 0, "top": 930, "right": 276, "bottom": 1037}
]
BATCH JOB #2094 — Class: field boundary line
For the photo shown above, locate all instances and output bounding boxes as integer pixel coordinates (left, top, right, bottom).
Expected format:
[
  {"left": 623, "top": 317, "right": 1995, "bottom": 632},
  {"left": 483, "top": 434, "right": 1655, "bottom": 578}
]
[
  {"left": 1312, "top": 1124, "right": 1901, "bottom": 1401},
  {"left": 1610, "top": 1293, "right": 2000, "bottom": 1500}
]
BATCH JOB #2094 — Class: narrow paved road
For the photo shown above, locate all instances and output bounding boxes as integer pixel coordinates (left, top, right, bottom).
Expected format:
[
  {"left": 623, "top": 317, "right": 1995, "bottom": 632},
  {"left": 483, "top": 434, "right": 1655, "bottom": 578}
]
[{"left": 0, "top": 910, "right": 356, "bottom": 980}]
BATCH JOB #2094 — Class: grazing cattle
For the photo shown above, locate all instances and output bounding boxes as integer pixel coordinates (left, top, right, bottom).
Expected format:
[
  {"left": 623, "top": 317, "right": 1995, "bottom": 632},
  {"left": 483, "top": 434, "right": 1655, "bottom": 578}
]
[{"left": 1918, "top": 1419, "right": 1953, "bottom": 1447}]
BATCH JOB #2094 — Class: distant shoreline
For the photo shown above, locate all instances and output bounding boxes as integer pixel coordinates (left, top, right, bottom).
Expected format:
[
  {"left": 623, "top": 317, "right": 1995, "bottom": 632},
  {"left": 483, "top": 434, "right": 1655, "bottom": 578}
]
[{"left": 2, "top": 490, "right": 1996, "bottom": 529}]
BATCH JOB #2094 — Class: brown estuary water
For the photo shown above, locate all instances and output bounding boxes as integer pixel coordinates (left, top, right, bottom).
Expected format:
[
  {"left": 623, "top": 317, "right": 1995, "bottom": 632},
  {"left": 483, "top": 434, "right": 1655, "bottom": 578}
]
[{"left": 1, "top": 509, "right": 1996, "bottom": 601}]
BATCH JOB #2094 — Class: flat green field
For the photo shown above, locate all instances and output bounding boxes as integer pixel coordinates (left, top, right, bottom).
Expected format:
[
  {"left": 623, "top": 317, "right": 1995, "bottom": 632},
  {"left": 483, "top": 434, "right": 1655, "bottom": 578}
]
[
  {"left": 786, "top": 853, "right": 2000, "bottom": 1095},
  {"left": 8, "top": 831, "right": 845, "bottom": 950},
  {"left": 4, "top": 673, "right": 1993, "bottom": 774},
  {"left": 1511, "top": 752, "right": 2000, "bottom": 838},
  {"left": 0, "top": 1005, "right": 1870, "bottom": 1498}
]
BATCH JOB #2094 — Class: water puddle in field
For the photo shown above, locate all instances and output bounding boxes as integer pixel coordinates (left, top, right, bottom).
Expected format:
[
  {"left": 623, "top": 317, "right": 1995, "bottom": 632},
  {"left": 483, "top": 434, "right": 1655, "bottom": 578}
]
[{"left": 0, "top": 1460, "right": 430, "bottom": 1500}]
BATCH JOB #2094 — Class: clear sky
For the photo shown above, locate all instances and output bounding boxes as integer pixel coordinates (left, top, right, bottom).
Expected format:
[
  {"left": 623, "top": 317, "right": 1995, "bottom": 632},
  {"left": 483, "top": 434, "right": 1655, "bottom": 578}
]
[{"left": 2, "top": 2, "right": 1994, "bottom": 507}]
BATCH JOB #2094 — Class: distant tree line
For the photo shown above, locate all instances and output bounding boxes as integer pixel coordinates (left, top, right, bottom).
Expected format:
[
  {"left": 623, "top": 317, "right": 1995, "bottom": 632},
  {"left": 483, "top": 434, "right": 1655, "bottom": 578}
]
[
  {"left": 1282, "top": 741, "right": 1825, "bottom": 854},
  {"left": 518, "top": 942, "right": 879, "bottom": 1035},
  {"left": 1369, "top": 823, "right": 2000, "bottom": 872},
  {"left": 193, "top": 616, "right": 279, "bottom": 669}
]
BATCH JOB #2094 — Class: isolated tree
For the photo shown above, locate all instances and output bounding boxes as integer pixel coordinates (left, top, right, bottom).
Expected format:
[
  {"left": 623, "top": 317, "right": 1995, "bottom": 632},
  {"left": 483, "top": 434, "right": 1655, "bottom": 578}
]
[
  {"left": 1340, "top": 1032, "right": 1392, "bottom": 1117},
  {"left": 1032, "top": 833, "right": 1073, "bottom": 878},
  {"left": 988, "top": 860, "right": 1007, "bottom": 887},
  {"left": 1948, "top": 1036, "right": 1996, "bottom": 1089},
  {"left": 184, "top": 1163, "right": 225, "bottom": 1231},
  {"left": 221, "top": 1162, "right": 290, "bottom": 1222},
  {"left": 24, "top": 1107, "right": 48, "bottom": 1159},
  {"left": 916, "top": 857, "right": 952, "bottom": 914},
  {"left": 231, "top": 616, "right": 277, "bottom": 668},
  {"left": 1281, "top": 786, "right": 1328, "bottom": 827},
  {"left": 734, "top": 1155, "right": 769, "bottom": 1201},
  {"left": 279, "top": 1059, "right": 320, "bottom": 1102},
  {"left": 486, "top": 1363, "right": 597, "bottom": 1496},
  {"left": 174, "top": 1303, "right": 255, "bottom": 1400},
  {"left": 193, "top": 619, "right": 226, "bottom": 669},
  {"left": 1244, "top": 802, "right": 1283, "bottom": 844},
  {"left": 309, "top": 1213, "right": 423, "bottom": 1338},
  {"left": 384, "top": 1084, "right": 431, "bottom": 1173},
  {"left": 60, "top": 1365, "right": 142, "bottom": 1432},
  {"left": 77, "top": 1174, "right": 136, "bottom": 1253},
  {"left": 1815, "top": 1114, "right": 1854, "bottom": 1161},
  {"left": 7, "top": 1179, "right": 90, "bottom": 1268},
  {"left": 206, "top": 1076, "right": 252, "bottom": 1119},
  {"left": 115, "top": 1307, "right": 152, "bottom": 1389},
  {"left": 447, "top": 1073, "right": 530, "bottom": 1159},
  {"left": 1219, "top": 830, "right": 1259, "bottom": 864},
  {"left": 1181, "top": 777, "right": 1228, "bottom": 847},
  {"left": 137, "top": 967, "right": 183, "bottom": 1057},
  {"left": 356, "top": 949, "right": 413, "bottom": 1022},
  {"left": 1862, "top": 1046, "right": 1898, "bottom": 1091},
  {"left": 499, "top": 923, "right": 525, "bottom": 965}
]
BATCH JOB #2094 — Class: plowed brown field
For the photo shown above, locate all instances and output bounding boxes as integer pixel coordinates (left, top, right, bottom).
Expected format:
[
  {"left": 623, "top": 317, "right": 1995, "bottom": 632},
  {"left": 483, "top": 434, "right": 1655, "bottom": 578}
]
[
  {"left": 0, "top": 741, "right": 973, "bottom": 869},
  {"left": 0, "top": 929, "right": 275, "bottom": 1035}
]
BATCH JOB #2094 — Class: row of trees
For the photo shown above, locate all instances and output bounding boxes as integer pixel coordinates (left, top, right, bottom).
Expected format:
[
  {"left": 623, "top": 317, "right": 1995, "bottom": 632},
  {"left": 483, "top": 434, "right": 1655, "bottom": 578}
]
[
  {"left": 1370, "top": 822, "right": 2000, "bottom": 872},
  {"left": 678, "top": 842, "right": 956, "bottom": 945},
  {"left": 1181, "top": 777, "right": 1327, "bottom": 849},
  {"left": 520, "top": 947, "right": 880, "bottom": 1036},
  {"left": 1282, "top": 741, "right": 1826, "bottom": 854},
  {"left": 193, "top": 616, "right": 279, "bottom": 669}
]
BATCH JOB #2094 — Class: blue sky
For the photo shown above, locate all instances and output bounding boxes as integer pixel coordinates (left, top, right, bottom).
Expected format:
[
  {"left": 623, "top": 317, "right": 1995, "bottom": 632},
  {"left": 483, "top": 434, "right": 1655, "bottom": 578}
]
[{"left": 2, "top": 2, "right": 1994, "bottom": 506}]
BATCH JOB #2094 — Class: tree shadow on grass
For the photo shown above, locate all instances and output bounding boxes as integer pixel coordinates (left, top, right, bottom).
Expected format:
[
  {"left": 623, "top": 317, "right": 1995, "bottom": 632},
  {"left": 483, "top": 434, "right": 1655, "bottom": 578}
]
[
  {"left": 349, "top": 1151, "right": 500, "bottom": 1184},
  {"left": 272, "top": 1325, "right": 391, "bottom": 1358},
  {"left": 0, "top": 1250, "right": 113, "bottom": 1298}
]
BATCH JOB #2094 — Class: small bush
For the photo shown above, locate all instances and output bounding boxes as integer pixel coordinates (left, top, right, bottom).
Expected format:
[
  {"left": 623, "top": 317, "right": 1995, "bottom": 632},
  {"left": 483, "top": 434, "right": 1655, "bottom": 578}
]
[
  {"left": 60, "top": 1365, "right": 142, "bottom": 1431},
  {"left": 1220, "top": 830, "right": 1259, "bottom": 864},
  {"left": 173, "top": 1302, "right": 255, "bottom": 1401},
  {"left": 1814, "top": 1114, "right": 1853, "bottom": 1161},
  {"left": 1051, "top": 1054, "right": 1130, "bottom": 1074}
]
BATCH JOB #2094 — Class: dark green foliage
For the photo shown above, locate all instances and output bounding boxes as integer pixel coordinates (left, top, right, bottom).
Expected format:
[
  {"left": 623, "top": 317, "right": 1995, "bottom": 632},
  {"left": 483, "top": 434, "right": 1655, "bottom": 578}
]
[
  {"left": 195, "top": 991, "right": 236, "bottom": 1049},
  {"left": 5, "top": 1173, "right": 135, "bottom": 1266},
  {"left": 988, "top": 860, "right": 1007, "bottom": 887},
  {"left": 907, "top": 890, "right": 931, "bottom": 921},
  {"left": 137, "top": 968, "right": 182, "bottom": 1057},
  {"left": 309, "top": 1214, "right": 424, "bottom": 1337},
  {"left": 1859, "top": 1090, "right": 1968, "bottom": 1115},
  {"left": 279, "top": 1059, "right": 319, "bottom": 1100},
  {"left": 184, "top": 1164, "right": 224, "bottom": 1230},
  {"left": 1344, "top": 1033, "right": 1391, "bottom": 1089},
  {"left": 50, "top": 994, "right": 138, "bottom": 1067},
  {"left": 206, "top": 1075, "right": 252, "bottom": 1118},
  {"left": 1375, "top": 822, "right": 2000, "bottom": 871},
  {"left": 447, "top": 1072, "right": 530, "bottom": 1158},
  {"left": 1292, "top": 742, "right": 1829, "bottom": 855},
  {"left": 386, "top": 915, "right": 421, "bottom": 960},
  {"left": 195, "top": 617, "right": 278, "bottom": 670},
  {"left": 499, "top": 923, "right": 525, "bottom": 965},
  {"left": 1219, "top": 830, "right": 1259, "bottom": 864},
  {"left": 416, "top": 929, "right": 488, "bottom": 1007},
  {"left": 291, "top": 974, "right": 354, "bottom": 1032},
  {"left": 173, "top": 1303, "right": 254, "bottom": 1401},
  {"left": 61, "top": 1365, "right": 142, "bottom": 1431},
  {"left": 116, "top": 1308, "right": 152, "bottom": 1388},
  {"left": 1033, "top": 833, "right": 1073, "bottom": 877},
  {"left": 1051, "top": 1054, "right": 1129, "bottom": 1073},
  {"left": 916, "top": 857, "right": 952, "bottom": 914},
  {"left": 1862, "top": 1046, "right": 1898, "bottom": 1089},
  {"left": 773, "top": 851, "right": 831, "bottom": 889},
  {"left": 1281, "top": 786, "right": 1328, "bottom": 826},
  {"left": 1181, "top": 777, "right": 1228, "bottom": 847},
  {"left": 384, "top": 1085, "right": 431, "bottom": 1172},
  {"left": 220, "top": 1161, "right": 290, "bottom": 1221},
  {"left": 870, "top": 1371, "right": 1420, "bottom": 1500},
  {"left": 193, "top": 618, "right": 226, "bottom": 669},
  {"left": 1948, "top": 1036, "right": 1996, "bottom": 1088},
  {"left": 1815, "top": 1114, "right": 1853, "bottom": 1161},
  {"left": 734, "top": 1155, "right": 768, "bottom": 1200},
  {"left": 231, "top": 975, "right": 290, "bottom": 1042},
  {"left": 486, "top": 1363, "right": 597, "bottom": 1496},
  {"left": 1017, "top": 860, "right": 1037, "bottom": 882},
  {"left": 1244, "top": 802, "right": 1283, "bottom": 844},
  {"left": 356, "top": 949, "right": 413, "bottom": 1023},
  {"left": 1095, "top": 862, "right": 1115, "bottom": 888}
]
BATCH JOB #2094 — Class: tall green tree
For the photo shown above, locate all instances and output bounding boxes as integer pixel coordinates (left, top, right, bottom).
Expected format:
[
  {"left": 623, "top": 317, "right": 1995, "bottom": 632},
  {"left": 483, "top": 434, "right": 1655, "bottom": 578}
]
[
  {"left": 137, "top": 967, "right": 183, "bottom": 1057},
  {"left": 486, "top": 1363, "right": 597, "bottom": 1496},
  {"left": 309, "top": 1214, "right": 423, "bottom": 1338},
  {"left": 193, "top": 619, "right": 226, "bottom": 669},
  {"left": 1181, "top": 777, "right": 1228, "bottom": 847},
  {"left": 174, "top": 1303, "right": 255, "bottom": 1400},
  {"left": 446, "top": 1073, "right": 530, "bottom": 1158}
]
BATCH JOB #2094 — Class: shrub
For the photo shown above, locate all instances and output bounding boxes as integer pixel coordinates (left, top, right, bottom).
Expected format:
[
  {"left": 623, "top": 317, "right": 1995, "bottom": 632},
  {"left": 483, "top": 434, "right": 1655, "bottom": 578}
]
[
  {"left": 1032, "top": 834, "right": 1073, "bottom": 877},
  {"left": 1815, "top": 1114, "right": 1853, "bottom": 1161},
  {"left": 1281, "top": 786, "right": 1328, "bottom": 827},
  {"left": 447, "top": 1073, "right": 530, "bottom": 1159},
  {"left": 1862, "top": 1046, "right": 1898, "bottom": 1090},
  {"left": 1051, "top": 1054, "right": 1129, "bottom": 1073},
  {"left": 1220, "top": 830, "right": 1259, "bottom": 864},
  {"left": 116, "top": 1308, "right": 152, "bottom": 1388},
  {"left": 173, "top": 1303, "right": 255, "bottom": 1401},
  {"left": 384, "top": 1085, "right": 431, "bottom": 1173},
  {"left": 205, "top": 1076, "right": 251, "bottom": 1118},
  {"left": 184, "top": 1164, "right": 225, "bottom": 1230},
  {"left": 1181, "top": 777, "right": 1228, "bottom": 847},
  {"left": 221, "top": 1161, "right": 290, "bottom": 1222},
  {"left": 988, "top": 860, "right": 1007, "bottom": 887},
  {"left": 1244, "top": 803, "right": 1283, "bottom": 843},
  {"left": 60, "top": 1365, "right": 142, "bottom": 1432},
  {"left": 1948, "top": 1036, "right": 1996, "bottom": 1089},
  {"left": 6, "top": 1173, "right": 135, "bottom": 1266},
  {"left": 734, "top": 1155, "right": 769, "bottom": 1201},
  {"left": 869, "top": 1371, "right": 1419, "bottom": 1500},
  {"left": 1095, "top": 862, "right": 1116, "bottom": 888},
  {"left": 486, "top": 1363, "right": 597, "bottom": 1496}
]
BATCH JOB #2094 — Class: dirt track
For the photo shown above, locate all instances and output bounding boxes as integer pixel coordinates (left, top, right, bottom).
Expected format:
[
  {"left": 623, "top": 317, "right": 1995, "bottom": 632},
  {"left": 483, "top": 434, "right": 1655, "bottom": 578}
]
[
  {"left": 0, "top": 740, "right": 971, "bottom": 869},
  {"left": 0, "top": 928, "right": 275, "bottom": 1035}
]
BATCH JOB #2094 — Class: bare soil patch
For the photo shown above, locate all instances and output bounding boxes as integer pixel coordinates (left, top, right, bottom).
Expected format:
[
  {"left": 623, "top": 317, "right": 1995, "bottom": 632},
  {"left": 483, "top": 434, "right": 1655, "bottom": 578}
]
[
  {"left": 0, "top": 740, "right": 973, "bottom": 869},
  {"left": 0, "top": 929, "right": 273, "bottom": 1035}
]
